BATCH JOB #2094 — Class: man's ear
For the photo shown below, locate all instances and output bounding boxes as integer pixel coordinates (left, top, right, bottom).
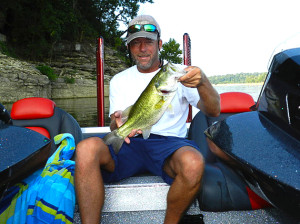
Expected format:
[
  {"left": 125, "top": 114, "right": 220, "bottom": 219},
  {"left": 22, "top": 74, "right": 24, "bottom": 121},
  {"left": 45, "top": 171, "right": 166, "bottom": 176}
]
[{"left": 158, "top": 39, "right": 163, "bottom": 51}]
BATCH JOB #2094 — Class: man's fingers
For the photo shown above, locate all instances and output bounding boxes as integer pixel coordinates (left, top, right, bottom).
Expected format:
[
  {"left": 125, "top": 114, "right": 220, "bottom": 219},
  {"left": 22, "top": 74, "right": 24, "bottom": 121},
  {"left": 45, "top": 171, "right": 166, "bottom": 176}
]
[
  {"left": 179, "top": 66, "right": 202, "bottom": 88},
  {"left": 125, "top": 137, "right": 130, "bottom": 144},
  {"left": 125, "top": 129, "right": 143, "bottom": 144}
]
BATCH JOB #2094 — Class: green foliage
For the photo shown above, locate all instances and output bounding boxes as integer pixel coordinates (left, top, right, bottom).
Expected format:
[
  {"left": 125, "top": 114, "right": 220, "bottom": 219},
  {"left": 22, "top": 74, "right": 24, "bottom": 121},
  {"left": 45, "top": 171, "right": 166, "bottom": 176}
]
[
  {"left": 209, "top": 72, "right": 267, "bottom": 84},
  {"left": 64, "top": 77, "right": 75, "bottom": 84},
  {"left": 98, "top": 0, "right": 153, "bottom": 41},
  {"left": 97, "top": 0, "right": 153, "bottom": 56},
  {"left": 36, "top": 65, "right": 57, "bottom": 81},
  {"left": 1, "top": 0, "right": 76, "bottom": 59},
  {"left": 0, "top": 41, "right": 16, "bottom": 57},
  {"left": 1, "top": 0, "right": 153, "bottom": 59},
  {"left": 160, "top": 38, "right": 182, "bottom": 64}
]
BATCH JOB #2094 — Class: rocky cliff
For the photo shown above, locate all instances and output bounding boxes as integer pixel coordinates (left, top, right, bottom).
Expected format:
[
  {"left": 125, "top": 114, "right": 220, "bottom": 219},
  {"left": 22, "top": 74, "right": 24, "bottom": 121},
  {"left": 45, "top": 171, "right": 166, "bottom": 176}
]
[
  {"left": 0, "top": 52, "right": 51, "bottom": 102},
  {"left": 0, "top": 41, "right": 128, "bottom": 103}
]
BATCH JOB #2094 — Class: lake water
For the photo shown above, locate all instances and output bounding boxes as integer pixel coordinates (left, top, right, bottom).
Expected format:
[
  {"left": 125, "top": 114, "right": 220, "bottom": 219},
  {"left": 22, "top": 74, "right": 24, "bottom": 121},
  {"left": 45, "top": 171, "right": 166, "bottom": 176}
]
[
  {"left": 55, "top": 84, "right": 263, "bottom": 127},
  {"left": 214, "top": 84, "right": 263, "bottom": 101},
  {"left": 3, "top": 84, "right": 263, "bottom": 127}
]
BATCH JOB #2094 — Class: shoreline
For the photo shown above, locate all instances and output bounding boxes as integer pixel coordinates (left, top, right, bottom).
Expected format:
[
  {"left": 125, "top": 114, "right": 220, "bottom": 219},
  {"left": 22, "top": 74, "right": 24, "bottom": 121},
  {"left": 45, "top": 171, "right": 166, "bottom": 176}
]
[{"left": 212, "top": 82, "right": 263, "bottom": 86}]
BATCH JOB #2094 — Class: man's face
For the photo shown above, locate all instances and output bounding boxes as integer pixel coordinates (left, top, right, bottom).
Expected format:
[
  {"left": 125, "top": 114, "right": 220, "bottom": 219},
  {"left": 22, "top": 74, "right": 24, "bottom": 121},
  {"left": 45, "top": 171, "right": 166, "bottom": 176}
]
[{"left": 129, "top": 37, "right": 162, "bottom": 73}]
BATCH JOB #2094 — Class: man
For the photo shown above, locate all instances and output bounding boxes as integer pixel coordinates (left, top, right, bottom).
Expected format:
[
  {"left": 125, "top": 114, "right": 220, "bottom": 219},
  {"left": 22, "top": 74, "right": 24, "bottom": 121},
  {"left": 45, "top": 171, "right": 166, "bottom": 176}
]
[{"left": 75, "top": 15, "right": 220, "bottom": 224}]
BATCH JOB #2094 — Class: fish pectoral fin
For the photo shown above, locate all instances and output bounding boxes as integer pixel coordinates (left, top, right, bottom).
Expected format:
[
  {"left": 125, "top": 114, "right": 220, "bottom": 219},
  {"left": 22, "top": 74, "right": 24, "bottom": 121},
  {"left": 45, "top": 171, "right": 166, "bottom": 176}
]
[
  {"left": 167, "top": 104, "right": 174, "bottom": 115},
  {"left": 155, "top": 99, "right": 165, "bottom": 110},
  {"left": 142, "top": 127, "right": 152, "bottom": 139},
  {"left": 121, "top": 105, "right": 133, "bottom": 123}
]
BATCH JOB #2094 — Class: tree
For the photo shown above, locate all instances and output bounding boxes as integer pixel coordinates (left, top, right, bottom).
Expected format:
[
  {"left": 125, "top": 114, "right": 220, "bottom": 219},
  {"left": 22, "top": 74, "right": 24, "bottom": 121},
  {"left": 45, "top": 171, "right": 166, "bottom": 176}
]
[
  {"left": 208, "top": 72, "right": 267, "bottom": 84},
  {"left": 96, "top": 0, "right": 153, "bottom": 51},
  {"left": 160, "top": 38, "right": 182, "bottom": 64},
  {"left": 0, "top": 0, "right": 153, "bottom": 59}
]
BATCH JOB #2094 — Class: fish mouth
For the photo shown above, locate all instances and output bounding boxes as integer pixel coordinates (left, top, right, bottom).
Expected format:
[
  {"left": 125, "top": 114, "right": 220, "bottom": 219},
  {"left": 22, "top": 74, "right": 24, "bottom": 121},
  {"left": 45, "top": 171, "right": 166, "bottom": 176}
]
[
  {"left": 160, "top": 90, "right": 170, "bottom": 94},
  {"left": 158, "top": 88, "right": 176, "bottom": 96}
]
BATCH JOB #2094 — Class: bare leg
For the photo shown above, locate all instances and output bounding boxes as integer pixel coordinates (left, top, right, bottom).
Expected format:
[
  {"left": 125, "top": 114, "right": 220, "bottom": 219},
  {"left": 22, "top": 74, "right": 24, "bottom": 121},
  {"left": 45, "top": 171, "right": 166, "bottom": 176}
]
[
  {"left": 75, "top": 137, "right": 115, "bottom": 224},
  {"left": 163, "top": 146, "right": 204, "bottom": 224},
  {"left": 206, "top": 138, "right": 238, "bottom": 167}
]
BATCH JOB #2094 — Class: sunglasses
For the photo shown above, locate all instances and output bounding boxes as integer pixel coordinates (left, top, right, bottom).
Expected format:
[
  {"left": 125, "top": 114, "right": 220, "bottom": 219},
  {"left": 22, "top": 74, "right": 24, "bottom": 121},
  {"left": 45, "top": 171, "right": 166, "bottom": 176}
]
[{"left": 127, "top": 24, "right": 158, "bottom": 34}]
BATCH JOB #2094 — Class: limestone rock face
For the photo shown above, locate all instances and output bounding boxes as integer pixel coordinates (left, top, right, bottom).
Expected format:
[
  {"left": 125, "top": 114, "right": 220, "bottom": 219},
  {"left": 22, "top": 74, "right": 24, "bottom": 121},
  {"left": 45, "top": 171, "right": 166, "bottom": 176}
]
[
  {"left": 0, "top": 52, "right": 51, "bottom": 102},
  {"left": 0, "top": 41, "right": 128, "bottom": 103}
]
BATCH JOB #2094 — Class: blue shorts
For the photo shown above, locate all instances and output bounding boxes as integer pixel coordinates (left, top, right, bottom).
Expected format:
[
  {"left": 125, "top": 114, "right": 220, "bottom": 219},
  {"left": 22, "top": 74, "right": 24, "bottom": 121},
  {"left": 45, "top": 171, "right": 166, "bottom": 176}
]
[{"left": 101, "top": 134, "right": 200, "bottom": 185}]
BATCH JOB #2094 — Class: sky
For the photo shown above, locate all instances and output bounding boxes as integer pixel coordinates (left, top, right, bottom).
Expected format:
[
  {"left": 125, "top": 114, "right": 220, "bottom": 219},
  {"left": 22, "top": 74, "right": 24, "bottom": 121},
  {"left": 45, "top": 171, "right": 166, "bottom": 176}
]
[{"left": 132, "top": 0, "right": 300, "bottom": 76}]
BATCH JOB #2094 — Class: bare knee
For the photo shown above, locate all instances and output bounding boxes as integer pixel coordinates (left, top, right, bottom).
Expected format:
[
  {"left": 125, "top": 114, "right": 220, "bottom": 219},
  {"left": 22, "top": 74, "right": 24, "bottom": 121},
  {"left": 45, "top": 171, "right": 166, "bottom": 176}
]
[
  {"left": 178, "top": 149, "right": 204, "bottom": 186},
  {"left": 76, "top": 137, "right": 111, "bottom": 166}
]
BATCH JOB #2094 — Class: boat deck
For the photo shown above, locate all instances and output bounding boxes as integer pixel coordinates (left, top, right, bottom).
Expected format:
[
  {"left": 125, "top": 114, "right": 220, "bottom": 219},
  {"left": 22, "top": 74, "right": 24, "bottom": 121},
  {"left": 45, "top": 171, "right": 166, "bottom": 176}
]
[{"left": 73, "top": 175, "right": 298, "bottom": 223}]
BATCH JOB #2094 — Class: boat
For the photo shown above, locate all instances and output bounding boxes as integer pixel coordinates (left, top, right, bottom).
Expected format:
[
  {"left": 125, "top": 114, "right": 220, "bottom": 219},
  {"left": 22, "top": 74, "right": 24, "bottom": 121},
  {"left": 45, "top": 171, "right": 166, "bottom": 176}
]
[
  {"left": 205, "top": 46, "right": 300, "bottom": 218},
  {"left": 0, "top": 35, "right": 299, "bottom": 223}
]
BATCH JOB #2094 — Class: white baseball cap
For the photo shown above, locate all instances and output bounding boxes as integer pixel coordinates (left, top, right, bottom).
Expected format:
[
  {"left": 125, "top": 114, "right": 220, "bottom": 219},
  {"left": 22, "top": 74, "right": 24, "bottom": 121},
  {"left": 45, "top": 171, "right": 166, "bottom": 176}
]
[{"left": 126, "top": 15, "right": 161, "bottom": 45}]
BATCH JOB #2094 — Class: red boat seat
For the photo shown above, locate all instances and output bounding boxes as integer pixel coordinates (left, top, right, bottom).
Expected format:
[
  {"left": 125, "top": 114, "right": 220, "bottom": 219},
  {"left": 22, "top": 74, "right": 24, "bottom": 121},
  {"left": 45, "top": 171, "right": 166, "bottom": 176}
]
[
  {"left": 220, "top": 91, "right": 255, "bottom": 113},
  {"left": 189, "top": 92, "right": 256, "bottom": 163},
  {"left": 11, "top": 97, "right": 83, "bottom": 155},
  {"left": 188, "top": 92, "right": 271, "bottom": 211}
]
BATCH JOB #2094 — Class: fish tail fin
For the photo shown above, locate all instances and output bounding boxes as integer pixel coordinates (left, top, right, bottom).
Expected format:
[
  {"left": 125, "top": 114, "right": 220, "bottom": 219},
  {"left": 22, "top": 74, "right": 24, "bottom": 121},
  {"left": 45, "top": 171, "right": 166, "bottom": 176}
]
[{"left": 102, "top": 130, "right": 124, "bottom": 154}]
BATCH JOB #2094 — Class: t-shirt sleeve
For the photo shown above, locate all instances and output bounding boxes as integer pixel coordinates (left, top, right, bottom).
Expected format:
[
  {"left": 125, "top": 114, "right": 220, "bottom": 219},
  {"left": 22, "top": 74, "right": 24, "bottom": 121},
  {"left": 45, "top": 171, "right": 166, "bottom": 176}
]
[
  {"left": 182, "top": 86, "right": 200, "bottom": 108},
  {"left": 174, "top": 63, "right": 200, "bottom": 108}
]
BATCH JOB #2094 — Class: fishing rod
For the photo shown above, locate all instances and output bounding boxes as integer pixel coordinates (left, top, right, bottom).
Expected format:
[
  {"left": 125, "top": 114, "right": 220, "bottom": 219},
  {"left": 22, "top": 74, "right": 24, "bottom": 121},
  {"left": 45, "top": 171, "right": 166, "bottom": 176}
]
[
  {"left": 183, "top": 33, "right": 193, "bottom": 122},
  {"left": 96, "top": 37, "right": 105, "bottom": 127}
]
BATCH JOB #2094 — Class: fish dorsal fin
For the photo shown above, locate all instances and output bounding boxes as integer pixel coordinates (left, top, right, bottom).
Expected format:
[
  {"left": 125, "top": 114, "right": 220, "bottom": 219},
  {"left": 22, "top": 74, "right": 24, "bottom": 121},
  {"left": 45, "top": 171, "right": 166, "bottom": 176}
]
[
  {"left": 142, "top": 127, "right": 152, "bottom": 139},
  {"left": 121, "top": 105, "right": 133, "bottom": 123}
]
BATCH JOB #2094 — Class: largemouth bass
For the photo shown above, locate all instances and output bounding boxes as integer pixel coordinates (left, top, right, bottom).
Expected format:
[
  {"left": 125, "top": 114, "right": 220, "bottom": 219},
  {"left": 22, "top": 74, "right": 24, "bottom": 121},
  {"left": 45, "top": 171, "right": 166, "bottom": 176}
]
[{"left": 103, "top": 62, "right": 186, "bottom": 153}]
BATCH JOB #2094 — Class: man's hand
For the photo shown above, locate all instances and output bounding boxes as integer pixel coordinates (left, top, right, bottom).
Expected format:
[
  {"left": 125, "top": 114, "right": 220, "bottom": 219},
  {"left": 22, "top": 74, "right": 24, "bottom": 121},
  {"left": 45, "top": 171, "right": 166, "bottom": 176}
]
[
  {"left": 111, "top": 110, "right": 142, "bottom": 144},
  {"left": 178, "top": 66, "right": 220, "bottom": 117},
  {"left": 113, "top": 110, "right": 124, "bottom": 128},
  {"left": 178, "top": 66, "right": 203, "bottom": 88}
]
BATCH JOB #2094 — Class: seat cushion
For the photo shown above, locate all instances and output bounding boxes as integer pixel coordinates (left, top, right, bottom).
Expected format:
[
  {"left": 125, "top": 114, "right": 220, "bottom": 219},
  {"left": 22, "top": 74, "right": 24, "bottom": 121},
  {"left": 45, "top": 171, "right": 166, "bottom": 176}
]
[{"left": 11, "top": 97, "right": 56, "bottom": 120}]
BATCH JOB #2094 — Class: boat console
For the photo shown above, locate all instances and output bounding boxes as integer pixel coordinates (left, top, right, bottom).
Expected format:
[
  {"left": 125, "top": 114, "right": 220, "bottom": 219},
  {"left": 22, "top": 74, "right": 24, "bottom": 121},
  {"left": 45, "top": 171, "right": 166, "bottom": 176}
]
[
  {"left": 0, "top": 124, "right": 51, "bottom": 199},
  {"left": 205, "top": 47, "right": 300, "bottom": 217}
]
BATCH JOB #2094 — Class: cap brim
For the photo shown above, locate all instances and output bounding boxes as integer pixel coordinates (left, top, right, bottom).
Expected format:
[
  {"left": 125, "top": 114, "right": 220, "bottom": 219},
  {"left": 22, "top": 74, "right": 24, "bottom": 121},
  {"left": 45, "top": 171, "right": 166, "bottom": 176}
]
[{"left": 126, "top": 31, "right": 158, "bottom": 45}]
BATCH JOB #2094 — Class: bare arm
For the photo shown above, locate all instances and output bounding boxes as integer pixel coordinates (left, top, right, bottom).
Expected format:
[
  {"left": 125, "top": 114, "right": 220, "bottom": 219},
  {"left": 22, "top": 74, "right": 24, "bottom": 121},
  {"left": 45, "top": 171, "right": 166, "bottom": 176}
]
[
  {"left": 178, "top": 66, "right": 220, "bottom": 117},
  {"left": 207, "top": 138, "right": 239, "bottom": 168}
]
